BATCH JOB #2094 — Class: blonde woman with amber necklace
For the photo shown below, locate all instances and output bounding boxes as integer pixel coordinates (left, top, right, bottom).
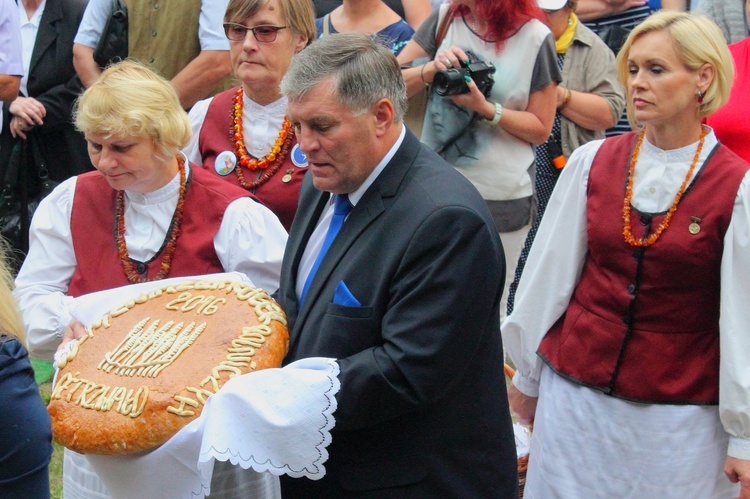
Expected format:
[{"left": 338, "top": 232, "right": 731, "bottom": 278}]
[
  {"left": 14, "top": 61, "right": 287, "bottom": 499},
  {"left": 503, "top": 11, "right": 750, "bottom": 497}
]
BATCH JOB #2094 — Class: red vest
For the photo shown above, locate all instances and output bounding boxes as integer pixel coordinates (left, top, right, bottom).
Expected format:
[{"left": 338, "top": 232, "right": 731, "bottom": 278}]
[
  {"left": 198, "top": 86, "right": 307, "bottom": 231},
  {"left": 538, "top": 133, "right": 750, "bottom": 404},
  {"left": 67, "top": 166, "right": 250, "bottom": 297}
]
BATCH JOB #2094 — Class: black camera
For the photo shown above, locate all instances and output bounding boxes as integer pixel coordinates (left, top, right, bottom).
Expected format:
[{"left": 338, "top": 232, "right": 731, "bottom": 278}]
[{"left": 433, "top": 51, "right": 495, "bottom": 97}]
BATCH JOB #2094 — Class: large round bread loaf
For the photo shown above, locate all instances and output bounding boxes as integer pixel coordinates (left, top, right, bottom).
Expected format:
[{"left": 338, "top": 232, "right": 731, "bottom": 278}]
[{"left": 48, "top": 280, "right": 288, "bottom": 455}]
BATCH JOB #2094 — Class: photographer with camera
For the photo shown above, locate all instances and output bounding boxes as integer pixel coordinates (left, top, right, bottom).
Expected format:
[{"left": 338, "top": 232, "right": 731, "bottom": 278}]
[{"left": 397, "top": 0, "right": 560, "bottom": 319}]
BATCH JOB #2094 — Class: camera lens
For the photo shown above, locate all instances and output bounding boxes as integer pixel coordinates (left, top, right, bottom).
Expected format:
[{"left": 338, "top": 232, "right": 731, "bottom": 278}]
[{"left": 433, "top": 69, "right": 469, "bottom": 96}]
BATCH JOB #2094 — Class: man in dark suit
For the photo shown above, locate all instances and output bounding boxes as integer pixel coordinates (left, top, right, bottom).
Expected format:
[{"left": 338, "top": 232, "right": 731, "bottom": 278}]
[{"left": 277, "top": 32, "right": 518, "bottom": 497}]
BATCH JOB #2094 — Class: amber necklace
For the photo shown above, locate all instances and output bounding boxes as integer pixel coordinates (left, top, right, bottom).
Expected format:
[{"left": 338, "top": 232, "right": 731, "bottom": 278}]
[
  {"left": 622, "top": 127, "right": 707, "bottom": 247},
  {"left": 116, "top": 155, "right": 187, "bottom": 283},
  {"left": 232, "top": 87, "right": 294, "bottom": 190}
]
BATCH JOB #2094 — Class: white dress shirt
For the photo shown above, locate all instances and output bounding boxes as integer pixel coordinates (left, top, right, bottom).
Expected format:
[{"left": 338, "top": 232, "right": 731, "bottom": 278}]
[
  {"left": 17, "top": 0, "right": 45, "bottom": 96},
  {"left": 295, "top": 125, "right": 406, "bottom": 300},
  {"left": 184, "top": 93, "right": 288, "bottom": 165}
]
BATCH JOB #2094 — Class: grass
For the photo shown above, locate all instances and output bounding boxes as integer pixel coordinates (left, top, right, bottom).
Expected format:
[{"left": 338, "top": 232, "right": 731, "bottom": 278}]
[{"left": 31, "top": 359, "right": 63, "bottom": 499}]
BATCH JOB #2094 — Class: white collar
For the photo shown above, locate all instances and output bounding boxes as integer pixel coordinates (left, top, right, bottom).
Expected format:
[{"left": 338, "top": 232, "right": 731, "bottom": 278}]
[
  {"left": 347, "top": 124, "right": 406, "bottom": 207},
  {"left": 123, "top": 154, "right": 192, "bottom": 205}
]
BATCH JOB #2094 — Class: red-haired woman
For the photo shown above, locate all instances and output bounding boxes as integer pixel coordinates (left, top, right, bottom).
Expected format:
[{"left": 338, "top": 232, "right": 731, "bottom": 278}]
[{"left": 398, "top": 0, "right": 560, "bottom": 317}]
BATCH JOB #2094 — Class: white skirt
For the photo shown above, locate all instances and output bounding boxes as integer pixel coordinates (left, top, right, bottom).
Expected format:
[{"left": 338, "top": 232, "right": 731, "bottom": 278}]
[
  {"left": 525, "top": 365, "right": 738, "bottom": 498},
  {"left": 62, "top": 449, "right": 280, "bottom": 498}
]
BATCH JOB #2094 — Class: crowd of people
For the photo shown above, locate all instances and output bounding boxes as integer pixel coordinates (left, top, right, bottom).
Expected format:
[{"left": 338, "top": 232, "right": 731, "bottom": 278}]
[{"left": 2, "top": 0, "right": 750, "bottom": 497}]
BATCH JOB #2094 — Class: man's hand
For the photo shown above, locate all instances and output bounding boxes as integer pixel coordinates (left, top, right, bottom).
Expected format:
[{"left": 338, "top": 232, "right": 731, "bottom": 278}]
[
  {"left": 57, "top": 319, "right": 87, "bottom": 353},
  {"left": 507, "top": 383, "right": 538, "bottom": 425},
  {"left": 726, "top": 457, "right": 750, "bottom": 498}
]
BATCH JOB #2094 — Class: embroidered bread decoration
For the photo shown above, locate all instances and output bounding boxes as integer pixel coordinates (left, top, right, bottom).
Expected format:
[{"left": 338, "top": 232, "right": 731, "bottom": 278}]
[{"left": 47, "top": 280, "right": 289, "bottom": 455}]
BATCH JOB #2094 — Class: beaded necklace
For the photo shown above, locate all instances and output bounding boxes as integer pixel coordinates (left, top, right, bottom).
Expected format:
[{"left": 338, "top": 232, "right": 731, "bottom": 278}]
[
  {"left": 231, "top": 87, "right": 294, "bottom": 190},
  {"left": 622, "top": 127, "right": 707, "bottom": 247},
  {"left": 116, "top": 155, "right": 187, "bottom": 283}
]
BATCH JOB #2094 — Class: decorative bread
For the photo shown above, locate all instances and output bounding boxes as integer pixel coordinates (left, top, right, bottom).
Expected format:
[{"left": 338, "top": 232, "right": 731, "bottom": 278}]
[{"left": 48, "top": 280, "right": 288, "bottom": 455}]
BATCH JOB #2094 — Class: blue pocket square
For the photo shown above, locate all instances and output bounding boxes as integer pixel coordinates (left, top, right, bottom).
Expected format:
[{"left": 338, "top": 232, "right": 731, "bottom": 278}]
[{"left": 333, "top": 280, "right": 361, "bottom": 307}]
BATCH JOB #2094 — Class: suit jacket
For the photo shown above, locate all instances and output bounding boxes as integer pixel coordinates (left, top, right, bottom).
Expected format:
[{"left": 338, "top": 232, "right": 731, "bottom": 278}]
[
  {"left": 1, "top": 0, "right": 90, "bottom": 183},
  {"left": 277, "top": 130, "right": 519, "bottom": 497}
]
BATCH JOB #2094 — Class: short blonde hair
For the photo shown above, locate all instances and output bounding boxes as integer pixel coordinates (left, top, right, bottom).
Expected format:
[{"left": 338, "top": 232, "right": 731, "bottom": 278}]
[
  {"left": 74, "top": 61, "right": 191, "bottom": 160},
  {"left": 0, "top": 240, "right": 25, "bottom": 344},
  {"left": 616, "top": 11, "right": 734, "bottom": 127},
  {"left": 224, "top": 0, "right": 316, "bottom": 46}
]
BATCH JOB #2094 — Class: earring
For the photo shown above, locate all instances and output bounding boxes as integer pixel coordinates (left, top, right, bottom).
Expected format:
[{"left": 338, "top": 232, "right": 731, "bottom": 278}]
[{"left": 696, "top": 89, "right": 705, "bottom": 105}]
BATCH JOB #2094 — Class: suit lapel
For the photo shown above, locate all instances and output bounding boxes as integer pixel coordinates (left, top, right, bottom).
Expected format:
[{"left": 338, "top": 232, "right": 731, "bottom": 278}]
[
  {"left": 289, "top": 130, "right": 423, "bottom": 345},
  {"left": 28, "top": 0, "right": 62, "bottom": 77}
]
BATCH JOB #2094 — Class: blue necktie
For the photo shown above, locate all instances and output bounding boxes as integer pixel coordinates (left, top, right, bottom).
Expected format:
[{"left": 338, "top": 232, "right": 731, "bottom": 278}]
[{"left": 299, "top": 194, "right": 352, "bottom": 305}]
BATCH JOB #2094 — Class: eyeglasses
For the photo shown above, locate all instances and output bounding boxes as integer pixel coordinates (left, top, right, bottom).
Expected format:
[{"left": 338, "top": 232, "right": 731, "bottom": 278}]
[{"left": 223, "top": 23, "right": 288, "bottom": 43}]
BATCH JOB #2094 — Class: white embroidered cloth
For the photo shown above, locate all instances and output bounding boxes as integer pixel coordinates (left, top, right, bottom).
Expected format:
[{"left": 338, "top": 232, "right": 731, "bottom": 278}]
[{"left": 53, "top": 273, "right": 339, "bottom": 499}]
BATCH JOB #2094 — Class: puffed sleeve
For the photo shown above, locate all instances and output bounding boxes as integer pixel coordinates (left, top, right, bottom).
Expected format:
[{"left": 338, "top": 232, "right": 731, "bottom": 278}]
[
  {"left": 13, "top": 178, "right": 79, "bottom": 360},
  {"left": 501, "top": 140, "right": 600, "bottom": 396},
  {"left": 214, "top": 197, "right": 287, "bottom": 295},
  {"left": 719, "top": 170, "right": 750, "bottom": 459}
]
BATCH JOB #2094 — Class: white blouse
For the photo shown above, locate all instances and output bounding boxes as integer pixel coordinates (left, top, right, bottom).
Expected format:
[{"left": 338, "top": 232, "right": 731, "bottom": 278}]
[
  {"left": 184, "top": 93, "right": 288, "bottom": 165},
  {"left": 14, "top": 162, "right": 288, "bottom": 360},
  {"left": 502, "top": 129, "right": 750, "bottom": 459}
]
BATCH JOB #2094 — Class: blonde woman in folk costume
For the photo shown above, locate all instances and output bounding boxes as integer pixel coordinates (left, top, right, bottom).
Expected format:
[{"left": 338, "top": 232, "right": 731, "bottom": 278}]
[
  {"left": 184, "top": 0, "right": 317, "bottom": 231},
  {"left": 14, "top": 61, "right": 287, "bottom": 498},
  {"left": 503, "top": 11, "right": 750, "bottom": 498}
]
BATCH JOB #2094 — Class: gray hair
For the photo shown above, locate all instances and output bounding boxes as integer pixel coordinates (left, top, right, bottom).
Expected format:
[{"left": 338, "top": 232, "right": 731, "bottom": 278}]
[{"left": 280, "top": 32, "right": 407, "bottom": 122}]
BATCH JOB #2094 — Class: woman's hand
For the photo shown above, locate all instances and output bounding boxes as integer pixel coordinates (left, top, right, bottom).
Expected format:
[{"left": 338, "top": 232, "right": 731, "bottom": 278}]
[
  {"left": 450, "top": 77, "right": 494, "bottom": 117},
  {"left": 434, "top": 46, "right": 467, "bottom": 74},
  {"left": 432, "top": 46, "right": 494, "bottom": 116},
  {"left": 508, "top": 383, "right": 538, "bottom": 425},
  {"left": 725, "top": 457, "right": 750, "bottom": 498},
  {"left": 57, "top": 319, "right": 87, "bottom": 353},
  {"left": 9, "top": 96, "right": 46, "bottom": 128},
  {"left": 9, "top": 115, "right": 34, "bottom": 139}
]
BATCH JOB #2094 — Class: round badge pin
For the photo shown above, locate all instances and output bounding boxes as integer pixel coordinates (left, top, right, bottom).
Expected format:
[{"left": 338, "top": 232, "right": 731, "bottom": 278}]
[
  {"left": 291, "top": 144, "right": 308, "bottom": 168},
  {"left": 215, "top": 151, "right": 237, "bottom": 176}
]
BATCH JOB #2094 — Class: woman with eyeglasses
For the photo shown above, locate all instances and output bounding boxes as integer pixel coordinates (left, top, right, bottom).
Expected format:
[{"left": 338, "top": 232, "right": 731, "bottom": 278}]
[{"left": 184, "top": 0, "right": 317, "bottom": 231}]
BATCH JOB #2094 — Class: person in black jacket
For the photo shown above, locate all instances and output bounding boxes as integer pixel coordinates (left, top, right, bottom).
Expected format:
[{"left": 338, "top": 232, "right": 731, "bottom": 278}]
[
  {"left": 277, "top": 32, "right": 518, "bottom": 497},
  {"left": 1, "top": 0, "right": 90, "bottom": 184}
]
